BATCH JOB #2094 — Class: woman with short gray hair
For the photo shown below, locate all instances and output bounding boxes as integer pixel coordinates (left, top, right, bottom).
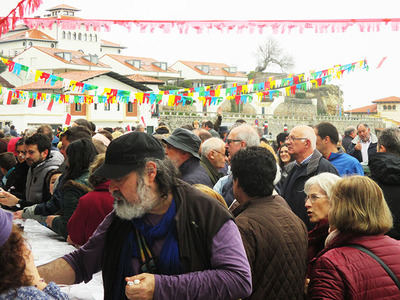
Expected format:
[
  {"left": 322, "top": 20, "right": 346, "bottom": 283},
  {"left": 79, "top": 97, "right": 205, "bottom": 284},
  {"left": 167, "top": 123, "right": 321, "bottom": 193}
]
[{"left": 304, "top": 172, "right": 340, "bottom": 264}]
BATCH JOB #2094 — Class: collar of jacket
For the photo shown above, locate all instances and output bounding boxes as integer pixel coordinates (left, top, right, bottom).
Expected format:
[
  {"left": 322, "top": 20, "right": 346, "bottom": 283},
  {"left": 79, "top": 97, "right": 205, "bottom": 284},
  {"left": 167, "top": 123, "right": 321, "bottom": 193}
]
[
  {"left": 352, "top": 133, "right": 378, "bottom": 144},
  {"left": 200, "top": 155, "right": 222, "bottom": 182},
  {"left": 231, "top": 195, "right": 276, "bottom": 217}
]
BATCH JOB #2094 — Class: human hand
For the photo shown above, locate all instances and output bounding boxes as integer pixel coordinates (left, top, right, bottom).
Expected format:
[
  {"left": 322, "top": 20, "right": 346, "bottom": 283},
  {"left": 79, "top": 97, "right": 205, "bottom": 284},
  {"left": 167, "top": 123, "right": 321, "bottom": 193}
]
[
  {"left": 13, "top": 210, "right": 23, "bottom": 219},
  {"left": 354, "top": 143, "right": 362, "bottom": 151},
  {"left": 217, "top": 106, "right": 223, "bottom": 116},
  {"left": 0, "top": 190, "right": 19, "bottom": 206},
  {"left": 125, "top": 273, "right": 155, "bottom": 300},
  {"left": 45, "top": 215, "right": 58, "bottom": 228}
]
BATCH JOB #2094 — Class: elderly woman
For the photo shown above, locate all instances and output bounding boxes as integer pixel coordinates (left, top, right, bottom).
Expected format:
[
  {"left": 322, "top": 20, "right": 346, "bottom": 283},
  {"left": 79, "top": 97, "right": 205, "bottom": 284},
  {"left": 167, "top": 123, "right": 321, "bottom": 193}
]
[
  {"left": 0, "top": 209, "right": 68, "bottom": 299},
  {"left": 308, "top": 176, "right": 400, "bottom": 299},
  {"left": 304, "top": 172, "right": 340, "bottom": 263}
]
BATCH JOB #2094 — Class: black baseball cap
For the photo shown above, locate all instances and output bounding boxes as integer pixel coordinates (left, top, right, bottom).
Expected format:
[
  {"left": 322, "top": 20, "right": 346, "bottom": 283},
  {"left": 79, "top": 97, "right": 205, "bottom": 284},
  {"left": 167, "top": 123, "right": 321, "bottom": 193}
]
[{"left": 94, "top": 132, "right": 165, "bottom": 179}]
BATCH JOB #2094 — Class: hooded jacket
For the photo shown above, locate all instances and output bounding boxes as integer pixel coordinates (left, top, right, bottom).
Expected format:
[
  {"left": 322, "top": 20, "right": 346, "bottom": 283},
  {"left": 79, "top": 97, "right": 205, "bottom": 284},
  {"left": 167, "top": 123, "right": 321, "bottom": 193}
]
[
  {"left": 369, "top": 152, "right": 400, "bottom": 239},
  {"left": 24, "top": 151, "right": 64, "bottom": 206}
]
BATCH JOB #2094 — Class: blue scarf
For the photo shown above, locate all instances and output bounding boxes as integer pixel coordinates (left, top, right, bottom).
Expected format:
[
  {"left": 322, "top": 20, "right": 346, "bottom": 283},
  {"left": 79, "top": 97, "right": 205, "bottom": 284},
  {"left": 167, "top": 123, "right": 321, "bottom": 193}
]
[{"left": 114, "top": 198, "right": 181, "bottom": 299}]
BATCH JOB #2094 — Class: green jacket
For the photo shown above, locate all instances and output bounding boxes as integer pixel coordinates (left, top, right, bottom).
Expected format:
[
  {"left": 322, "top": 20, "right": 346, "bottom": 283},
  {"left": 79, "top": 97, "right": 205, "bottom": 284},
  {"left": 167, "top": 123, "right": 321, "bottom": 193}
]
[
  {"left": 200, "top": 156, "right": 223, "bottom": 187},
  {"left": 51, "top": 171, "right": 91, "bottom": 239}
]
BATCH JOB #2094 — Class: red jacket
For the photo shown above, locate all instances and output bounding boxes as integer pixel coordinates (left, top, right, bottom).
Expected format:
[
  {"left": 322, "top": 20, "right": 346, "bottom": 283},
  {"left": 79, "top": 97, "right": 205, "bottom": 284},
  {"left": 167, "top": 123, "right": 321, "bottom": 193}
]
[
  {"left": 67, "top": 181, "right": 114, "bottom": 246},
  {"left": 308, "top": 233, "right": 400, "bottom": 299}
]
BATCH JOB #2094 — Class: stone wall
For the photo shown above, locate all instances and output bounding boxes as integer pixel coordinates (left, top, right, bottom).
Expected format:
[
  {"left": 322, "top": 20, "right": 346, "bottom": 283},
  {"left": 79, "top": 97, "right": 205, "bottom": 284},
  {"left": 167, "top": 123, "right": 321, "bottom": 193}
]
[{"left": 159, "top": 111, "right": 385, "bottom": 138}]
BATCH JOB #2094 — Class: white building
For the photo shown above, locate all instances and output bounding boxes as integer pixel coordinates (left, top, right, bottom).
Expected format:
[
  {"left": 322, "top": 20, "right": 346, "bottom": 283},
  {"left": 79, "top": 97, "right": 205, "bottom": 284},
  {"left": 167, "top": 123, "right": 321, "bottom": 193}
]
[
  {"left": 0, "top": 4, "right": 126, "bottom": 58},
  {"left": 0, "top": 70, "right": 157, "bottom": 130}
]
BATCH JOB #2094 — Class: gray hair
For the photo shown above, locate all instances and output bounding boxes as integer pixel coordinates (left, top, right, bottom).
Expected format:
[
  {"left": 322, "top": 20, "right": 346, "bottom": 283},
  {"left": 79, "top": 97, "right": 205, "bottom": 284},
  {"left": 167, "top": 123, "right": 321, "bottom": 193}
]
[
  {"left": 232, "top": 124, "right": 260, "bottom": 147},
  {"left": 304, "top": 172, "right": 341, "bottom": 199},
  {"left": 201, "top": 137, "right": 225, "bottom": 157},
  {"left": 344, "top": 126, "right": 356, "bottom": 137},
  {"left": 378, "top": 127, "right": 400, "bottom": 156}
]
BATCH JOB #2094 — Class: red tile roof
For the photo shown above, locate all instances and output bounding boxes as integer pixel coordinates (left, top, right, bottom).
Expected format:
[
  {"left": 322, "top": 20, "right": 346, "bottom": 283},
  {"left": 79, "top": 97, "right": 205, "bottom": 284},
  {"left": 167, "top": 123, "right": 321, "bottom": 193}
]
[
  {"left": 46, "top": 4, "right": 80, "bottom": 11},
  {"left": 126, "top": 74, "right": 164, "bottom": 84},
  {"left": 30, "top": 46, "right": 110, "bottom": 68},
  {"left": 176, "top": 60, "right": 247, "bottom": 77},
  {"left": 101, "top": 40, "right": 124, "bottom": 48},
  {"left": 103, "top": 54, "right": 178, "bottom": 73},
  {"left": 372, "top": 96, "right": 400, "bottom": 103},
  {"left": 345, "top": 104, "right": 377, "bottom": 114},
  {"left": 0, "top": 29, "right": 56, "bottom": 42},
  {"left": 15, "top": 70, "right": 110, "bottom": 90}
]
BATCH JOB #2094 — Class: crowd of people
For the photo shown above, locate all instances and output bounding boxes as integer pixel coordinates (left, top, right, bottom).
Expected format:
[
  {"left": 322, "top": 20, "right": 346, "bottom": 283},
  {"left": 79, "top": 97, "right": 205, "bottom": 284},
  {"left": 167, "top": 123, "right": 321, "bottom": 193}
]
[{"left": 0, "top": 116, "right": 400, "bottom": 299}]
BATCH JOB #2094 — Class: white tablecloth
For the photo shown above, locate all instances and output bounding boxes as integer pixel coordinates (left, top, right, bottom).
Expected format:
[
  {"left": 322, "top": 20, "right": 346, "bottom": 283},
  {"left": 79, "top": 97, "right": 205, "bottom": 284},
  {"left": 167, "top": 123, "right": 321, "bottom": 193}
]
[{"left": 20, "top": 218, "right": 104, "bottom": 300}]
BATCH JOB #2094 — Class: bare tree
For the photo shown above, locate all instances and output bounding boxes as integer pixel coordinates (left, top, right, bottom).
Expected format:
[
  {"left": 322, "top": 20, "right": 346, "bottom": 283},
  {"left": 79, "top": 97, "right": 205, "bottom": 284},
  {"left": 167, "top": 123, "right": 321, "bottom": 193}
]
[{"left": 255, "top": 38, "right": 294, "bottom": 72}]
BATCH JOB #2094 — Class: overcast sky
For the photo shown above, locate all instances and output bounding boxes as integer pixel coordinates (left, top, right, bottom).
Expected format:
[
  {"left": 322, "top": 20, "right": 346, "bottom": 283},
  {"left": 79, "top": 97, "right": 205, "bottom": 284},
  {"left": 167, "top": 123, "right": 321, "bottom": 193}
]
[{"left": 2, "top": 0, "right": 400, "bottom": 110}]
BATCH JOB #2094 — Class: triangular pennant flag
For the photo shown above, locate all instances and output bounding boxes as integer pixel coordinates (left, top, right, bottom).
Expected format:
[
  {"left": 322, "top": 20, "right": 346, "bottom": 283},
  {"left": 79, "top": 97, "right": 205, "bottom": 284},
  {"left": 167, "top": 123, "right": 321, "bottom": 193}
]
[
  {"left": 65, "top": 113, "right": 72, "bottom": 125},
  {"left": 47, "top": 100, "right": 54, "bottom": 111},
  {"left": 28, "top": 98, "right": 34, "bottom": 108}
]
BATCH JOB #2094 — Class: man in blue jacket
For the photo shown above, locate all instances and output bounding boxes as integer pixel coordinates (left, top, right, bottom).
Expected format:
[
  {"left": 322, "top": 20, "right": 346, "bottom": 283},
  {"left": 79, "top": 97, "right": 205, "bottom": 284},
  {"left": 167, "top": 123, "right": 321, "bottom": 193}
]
[{"left": 314, "top": 122, "right": 364, "bottom": 176}]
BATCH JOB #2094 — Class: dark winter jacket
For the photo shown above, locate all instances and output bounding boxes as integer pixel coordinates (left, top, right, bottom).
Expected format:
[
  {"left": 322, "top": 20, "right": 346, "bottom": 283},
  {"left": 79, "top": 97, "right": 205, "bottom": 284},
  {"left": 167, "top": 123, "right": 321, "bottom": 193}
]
[
  {"left": 232, "top": 195, "right": 308, "bottom": 300},
  {"left": 67, "top": 181, "right": 114, "bottom": 246},
  {"left": 51, "top": 172, "right": 91, "bottom": 239},
  {"left": 308, "top": 232, "right": 400, "bottom": 299},
  {"left": 179, "top": 156, "right": 213, "bottom": 188},
  {"left": 348, "top": 134, "right": 378, "bottom": 162},
  {"left": 4, "top": 161, "right": 29, "bottom": 201},
  {"left": 369, "top": 152, "right": 400, "bottom": 239},
  {"left": 279, "top": 150, "right": 339, "bottom": 230}
]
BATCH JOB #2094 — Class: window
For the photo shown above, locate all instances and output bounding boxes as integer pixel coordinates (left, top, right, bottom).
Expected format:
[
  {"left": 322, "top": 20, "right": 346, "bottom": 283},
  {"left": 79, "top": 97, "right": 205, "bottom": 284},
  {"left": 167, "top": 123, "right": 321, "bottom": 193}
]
[
  {"left": 78, "top": 33, "right": 82, "bottom": 40},
  {"left": 393, "top": 105, "right": 396, "bottom": 110},
  {"left": 62, "top": 31, "right": 66, "bottom": 39},
  {"left": 73, "top": 33, "right": 76, "bottom": 40},
  {"left": 117, "top": 103, "right": 120, "bottom": 111},
  {"left": 84, "top": 33, "right": 87, "bottom": 41},
  {"left": 104, "top": 103, "right": 111, "bottom": 111},
  {"left": 51, "top": 43, "right": 55, "bottom": 48},
  {"left": 75, "top": 103, "right": 82, "bottom": 111},
  {"left": 153, "top": 62, "right": 167, "bottom": 71},
  {"left": 388, "top": 105, "right": 392, "bottom": 110},
  {"left": 55, "top": 52, "right": 72, "bottom": 61},
  {"left": 127, "top": 102, "right": 133, "bottom": 112},
  {"left": 67, "top": 32, "right": 71, "bottom": 40},
  {"left": 89, "top": 34, "right": 92, "bottom": 42},
  {"left": 94, "top": 34, "right": 97, "bottom": 42},
  {"left": 383, "top": 105, "right": 387, "bottom": 110},
  {"left": 196, "top": 65, "right": 210, "bottom": 73},
  {"left": 223, "top": 66, "right": 237, "bottom": 73},
  {"left": 126, "top": 59, "right": 141, "bottom": 69},
  {"left": 126, "top": 102, "right": 138, "bottom": 116},
  {"left": 28, "top": 42, "right": 32, "bottom": 46},
  {"left": 23, "top": 41, "right": 26, "bottom": 46},
  {"left": 94, "top": 103, "right": 97, "bottom": 110}
]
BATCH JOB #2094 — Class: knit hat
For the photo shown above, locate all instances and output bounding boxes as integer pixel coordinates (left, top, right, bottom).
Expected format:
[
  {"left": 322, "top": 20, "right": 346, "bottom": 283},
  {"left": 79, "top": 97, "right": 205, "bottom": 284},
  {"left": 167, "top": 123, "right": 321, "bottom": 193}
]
[{"left": 0, "top": 209, "right": 13, "bottom": 247}]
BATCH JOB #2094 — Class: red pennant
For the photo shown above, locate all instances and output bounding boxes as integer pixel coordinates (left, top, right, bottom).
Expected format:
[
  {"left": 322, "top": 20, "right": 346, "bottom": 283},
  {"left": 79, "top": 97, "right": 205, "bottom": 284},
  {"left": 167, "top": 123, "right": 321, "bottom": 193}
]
[
  {"left": 47, "top": 100, "right": 54, "bottom": 111},
  {"left": 6, "top": 91, "right": 12, "bottom": 104},
  {"left": 126, "top": 125, "right": 131, "bottom": 131},
  {"left": 235, "top": 95, "right": 241, "bottom": 105},
  {"left": 141, "top": 116, "right": 146, "bottom": 127},
  {"left": 65, "top": 113, "right": 71, "bottom": 125},
  {"left": 28, "top": 98, "right": 34, "bottom": 107}
]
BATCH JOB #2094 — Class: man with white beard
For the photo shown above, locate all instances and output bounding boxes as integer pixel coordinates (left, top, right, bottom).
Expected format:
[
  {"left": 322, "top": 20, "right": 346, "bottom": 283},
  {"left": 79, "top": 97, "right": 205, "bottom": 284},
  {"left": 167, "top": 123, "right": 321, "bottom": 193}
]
[{"left": 37, "top": 132, "right": 252, "bottom": 300}]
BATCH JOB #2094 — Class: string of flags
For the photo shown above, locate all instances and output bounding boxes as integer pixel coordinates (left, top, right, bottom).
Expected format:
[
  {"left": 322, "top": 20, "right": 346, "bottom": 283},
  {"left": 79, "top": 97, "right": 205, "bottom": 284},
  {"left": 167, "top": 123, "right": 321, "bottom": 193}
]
[
  {"left": 2, "top": 17, "right": 400, "bottom": 38},
  {"left": 0, "top": 56, "right": 368, "bottom": 110}
]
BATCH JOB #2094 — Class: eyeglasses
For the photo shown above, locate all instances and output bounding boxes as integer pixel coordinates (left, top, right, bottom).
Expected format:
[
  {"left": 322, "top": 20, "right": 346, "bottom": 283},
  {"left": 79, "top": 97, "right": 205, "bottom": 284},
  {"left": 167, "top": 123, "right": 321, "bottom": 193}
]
[
  {"left": 305, "top": 194, "right": 327, "bottom": 203},
  {"left": 212, "top": 149, "right": 226, "bottom": 156},
  {"left": 286, "top": 136, "right": 308, "bottom": 142},
  {"left": 226, "top": 139, "right": 242, "bottom": 145}
]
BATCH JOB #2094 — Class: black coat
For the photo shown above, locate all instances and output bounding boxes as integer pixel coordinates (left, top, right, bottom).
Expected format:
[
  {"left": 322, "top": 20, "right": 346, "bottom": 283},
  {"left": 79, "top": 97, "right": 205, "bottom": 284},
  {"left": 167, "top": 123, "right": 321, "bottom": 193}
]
[
  {"left": 278, "top": 150, "right": 338, "bottom": 230},
  {"left": 5, "top": 161, "right": 29, "bottom": 199},
  {"left": 347, "top": 135, "right": 378, "bottom": 162},
  {"left": 369, "top": 152, "right": 400, "bottom": 239}
]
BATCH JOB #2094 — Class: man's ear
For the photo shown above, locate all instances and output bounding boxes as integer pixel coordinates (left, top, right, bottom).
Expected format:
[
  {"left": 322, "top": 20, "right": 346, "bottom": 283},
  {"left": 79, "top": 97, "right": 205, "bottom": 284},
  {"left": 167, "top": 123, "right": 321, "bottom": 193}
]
[
  {"left": 41, "top": 149, "right": 49, "bottom": 159},
  {"left": 145, "top": 161, "right": 157, "bottom": 182},
  {"left": 378, "top": 144, "right": 386, "bottom": 153}
]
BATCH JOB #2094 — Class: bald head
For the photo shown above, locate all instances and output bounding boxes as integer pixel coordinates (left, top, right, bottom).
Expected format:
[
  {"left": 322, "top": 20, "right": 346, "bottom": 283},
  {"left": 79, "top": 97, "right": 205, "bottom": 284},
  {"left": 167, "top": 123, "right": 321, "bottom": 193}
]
[
  {"left": 292, "top": 125, "right": 316, "bottom": 150},
  {"left": 287, "top": 125, "right": 316, "bottom": 163}
]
